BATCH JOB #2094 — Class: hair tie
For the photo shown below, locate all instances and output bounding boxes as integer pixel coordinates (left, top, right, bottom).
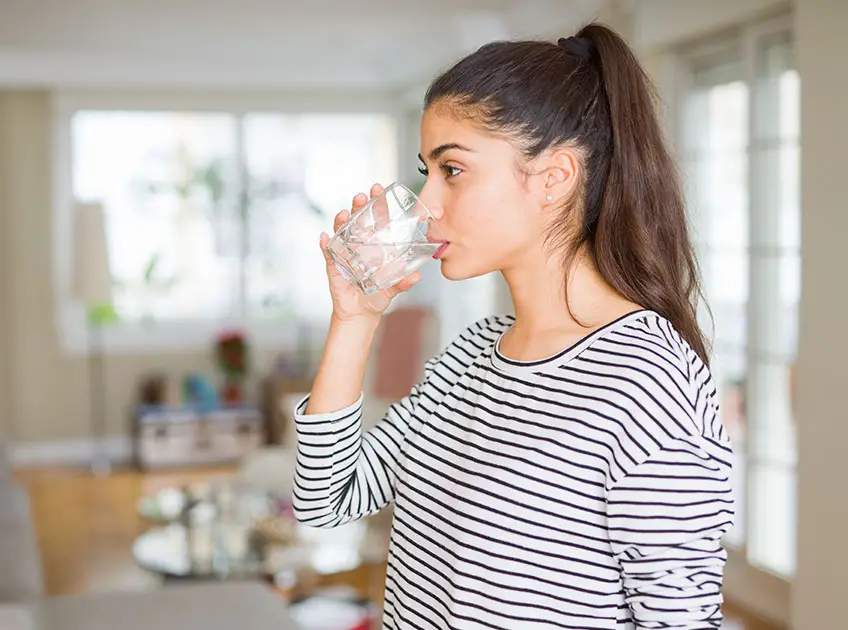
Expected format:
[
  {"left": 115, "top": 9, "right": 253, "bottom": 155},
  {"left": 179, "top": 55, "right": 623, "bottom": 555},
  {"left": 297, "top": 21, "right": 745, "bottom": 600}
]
[{"left": 558, "top": 36, "right": 593, "bottom": 60}]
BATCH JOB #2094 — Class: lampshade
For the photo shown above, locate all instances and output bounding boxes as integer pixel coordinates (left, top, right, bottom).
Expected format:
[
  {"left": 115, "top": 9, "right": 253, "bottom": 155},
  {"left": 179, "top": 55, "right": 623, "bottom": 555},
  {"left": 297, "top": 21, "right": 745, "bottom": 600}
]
[{"left": 72, "top": 200, "right": 113, "bottom": 304}]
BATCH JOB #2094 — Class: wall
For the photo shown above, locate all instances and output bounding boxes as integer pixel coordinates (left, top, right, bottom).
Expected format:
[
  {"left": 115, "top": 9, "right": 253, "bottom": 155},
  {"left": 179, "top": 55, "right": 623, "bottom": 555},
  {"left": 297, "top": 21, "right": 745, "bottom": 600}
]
[
  {"left": 0, "top": 94, "right": 13, "bottom": 439},
  {"left": 792, "top": 1, "right": 848, "bottom": 628},
  {"left": 0, "top": 91, "right": 62, "bottom": 444}
]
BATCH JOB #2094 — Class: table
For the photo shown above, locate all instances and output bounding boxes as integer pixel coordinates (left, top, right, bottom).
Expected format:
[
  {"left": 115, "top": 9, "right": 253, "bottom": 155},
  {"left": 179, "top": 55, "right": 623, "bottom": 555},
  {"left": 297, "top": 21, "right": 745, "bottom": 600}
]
[
  {"left": 133, "top": 518, "right": 389, "bottom": 583},
  {"left": 132, "top": 483, "right": 391, "bottom": 589}
]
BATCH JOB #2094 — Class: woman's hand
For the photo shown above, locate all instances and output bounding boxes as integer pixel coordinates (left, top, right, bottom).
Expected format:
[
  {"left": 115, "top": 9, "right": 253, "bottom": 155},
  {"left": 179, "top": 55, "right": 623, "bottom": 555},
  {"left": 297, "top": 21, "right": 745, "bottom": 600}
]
[{"left": 320, "top": 183, "right": 422, "bottom": 323}]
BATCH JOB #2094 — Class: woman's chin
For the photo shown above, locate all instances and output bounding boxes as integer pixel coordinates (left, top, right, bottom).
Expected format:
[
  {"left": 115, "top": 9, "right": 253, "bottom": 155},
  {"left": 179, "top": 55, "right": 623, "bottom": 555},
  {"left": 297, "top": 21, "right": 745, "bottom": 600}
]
[
  {"left": 438, "top": 257, "right": 489, "bottom": 282},
  {"left": 438, "top": 258, "right": 463, "bottom": 281}
]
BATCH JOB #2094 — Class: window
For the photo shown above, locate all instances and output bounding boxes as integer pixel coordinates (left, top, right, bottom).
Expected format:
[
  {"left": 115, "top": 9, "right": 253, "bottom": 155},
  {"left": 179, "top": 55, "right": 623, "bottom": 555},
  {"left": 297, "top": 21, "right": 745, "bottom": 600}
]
[
  {"left": 679, "top": 22, "right": 799, "bottom": 579},
  {"left": 64, "top": 107, "right": 397, "bottom": 348},
  {"left": 682, "top": 49, "right": 750, "bottom": 551}
]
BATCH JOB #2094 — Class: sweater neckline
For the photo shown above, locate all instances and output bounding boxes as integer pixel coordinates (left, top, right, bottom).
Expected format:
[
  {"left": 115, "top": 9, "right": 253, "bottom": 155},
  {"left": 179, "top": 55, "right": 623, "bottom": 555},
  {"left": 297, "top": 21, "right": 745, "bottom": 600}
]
[{"left": 489, "top": 309, "right": 657, "bottom": 376}]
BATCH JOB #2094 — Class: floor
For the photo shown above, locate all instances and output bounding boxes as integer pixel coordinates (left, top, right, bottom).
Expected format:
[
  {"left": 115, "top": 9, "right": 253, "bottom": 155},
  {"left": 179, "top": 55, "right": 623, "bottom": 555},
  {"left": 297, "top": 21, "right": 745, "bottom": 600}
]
[
  {"left": 14, "top": 464, "right": 778, "bottom": 628},
  {"left": 14, "top": 464, "right": 226, "bottom": 596}
]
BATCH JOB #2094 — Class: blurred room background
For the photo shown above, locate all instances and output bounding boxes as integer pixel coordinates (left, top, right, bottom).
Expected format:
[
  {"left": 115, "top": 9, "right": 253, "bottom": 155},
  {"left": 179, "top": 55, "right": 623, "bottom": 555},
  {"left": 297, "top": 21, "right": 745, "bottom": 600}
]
[{"left": 0, "top": 1, "right": 843, "bottom": 629}]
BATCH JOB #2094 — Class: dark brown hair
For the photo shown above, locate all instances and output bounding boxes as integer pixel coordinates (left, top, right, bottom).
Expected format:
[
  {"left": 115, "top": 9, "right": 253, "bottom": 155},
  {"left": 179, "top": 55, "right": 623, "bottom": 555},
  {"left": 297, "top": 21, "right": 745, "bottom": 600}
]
[{"left": 424, "top": 22, "right": 710, "bottom": 365}]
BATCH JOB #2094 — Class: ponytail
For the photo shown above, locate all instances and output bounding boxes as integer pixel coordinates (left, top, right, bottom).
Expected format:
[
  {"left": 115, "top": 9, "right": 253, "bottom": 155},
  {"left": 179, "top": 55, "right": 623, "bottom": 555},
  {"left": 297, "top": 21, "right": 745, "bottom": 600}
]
[{"left": 577, "top": 24, "right": 710, "bottom": 365}]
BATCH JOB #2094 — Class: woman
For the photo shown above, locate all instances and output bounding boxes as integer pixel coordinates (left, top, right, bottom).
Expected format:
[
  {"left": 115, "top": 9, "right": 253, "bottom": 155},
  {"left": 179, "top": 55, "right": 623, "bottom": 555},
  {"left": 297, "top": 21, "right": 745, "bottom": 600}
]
[{"left": 293, "top": 22, "right": 734, "bottom": 630}]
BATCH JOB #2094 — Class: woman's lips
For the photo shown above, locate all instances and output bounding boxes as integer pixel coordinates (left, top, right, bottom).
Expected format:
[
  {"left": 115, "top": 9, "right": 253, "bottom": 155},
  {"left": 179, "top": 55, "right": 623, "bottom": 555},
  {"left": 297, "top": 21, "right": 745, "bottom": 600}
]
[{"left": 432, "top": 242, "right": 450, "bottom": 259}]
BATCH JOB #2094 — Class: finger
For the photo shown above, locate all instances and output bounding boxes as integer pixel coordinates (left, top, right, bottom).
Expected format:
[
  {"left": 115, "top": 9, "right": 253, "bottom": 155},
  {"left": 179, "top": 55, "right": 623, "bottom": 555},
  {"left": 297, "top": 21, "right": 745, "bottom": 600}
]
[
  {"left": 333, "top": 209, "right": 350, "bottom": 233},
  {"left": 390, "top": 271, "right": 422, "bottom": 295},
  {"left": 351, "top": 192, "right": 369, "bottom": 212},
  {"left": 370, "top": 182, "right": 384, "bottom": 199}
]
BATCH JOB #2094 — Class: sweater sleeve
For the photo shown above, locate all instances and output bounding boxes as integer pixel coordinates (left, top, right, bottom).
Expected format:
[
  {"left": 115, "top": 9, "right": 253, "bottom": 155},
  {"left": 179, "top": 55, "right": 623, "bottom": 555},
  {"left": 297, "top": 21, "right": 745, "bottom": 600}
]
[
  {"left": 291, "top": 355, "right": 440, "bottom": 528},
  {"left": 605, "top": 435, "right": 735, "bottom": 629}
]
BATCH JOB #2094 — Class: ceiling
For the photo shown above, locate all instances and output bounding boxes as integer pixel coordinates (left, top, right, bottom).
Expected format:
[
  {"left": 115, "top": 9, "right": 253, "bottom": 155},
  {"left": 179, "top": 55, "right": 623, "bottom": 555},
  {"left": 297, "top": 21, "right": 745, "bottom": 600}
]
[{"left": 0, "top": 0, "right": 606, "bottom": 91}]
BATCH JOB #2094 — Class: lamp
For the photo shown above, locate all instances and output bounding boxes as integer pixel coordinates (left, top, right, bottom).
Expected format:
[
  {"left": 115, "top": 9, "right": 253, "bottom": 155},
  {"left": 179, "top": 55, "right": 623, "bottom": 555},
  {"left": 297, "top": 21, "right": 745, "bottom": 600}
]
[{"left": 72, "top": 201, "right": 113, "bottom": 475}]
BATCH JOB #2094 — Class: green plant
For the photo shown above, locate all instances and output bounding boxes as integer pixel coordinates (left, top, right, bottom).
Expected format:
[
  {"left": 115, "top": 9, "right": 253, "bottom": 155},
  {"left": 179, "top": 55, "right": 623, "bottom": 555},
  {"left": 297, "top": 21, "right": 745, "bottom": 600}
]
[{"left": 87, "top": 302, "right": 119, "bottom": 326}]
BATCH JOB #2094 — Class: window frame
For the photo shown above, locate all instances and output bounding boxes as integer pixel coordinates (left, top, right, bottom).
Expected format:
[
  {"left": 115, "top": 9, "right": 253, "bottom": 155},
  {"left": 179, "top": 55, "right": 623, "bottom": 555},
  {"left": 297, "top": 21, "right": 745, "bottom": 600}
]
[
  {"left": 670, "top": 11, "right": 796, "bottom": 626},
  {"left": 52, "top": 90, "right": 408, "bottom": 355}
]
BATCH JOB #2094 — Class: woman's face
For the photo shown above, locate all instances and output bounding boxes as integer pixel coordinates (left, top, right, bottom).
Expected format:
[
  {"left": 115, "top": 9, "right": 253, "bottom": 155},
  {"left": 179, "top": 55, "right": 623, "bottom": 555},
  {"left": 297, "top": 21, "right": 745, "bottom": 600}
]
[{"left": 418, "top": 105, "right": 550, "bottom": 282}]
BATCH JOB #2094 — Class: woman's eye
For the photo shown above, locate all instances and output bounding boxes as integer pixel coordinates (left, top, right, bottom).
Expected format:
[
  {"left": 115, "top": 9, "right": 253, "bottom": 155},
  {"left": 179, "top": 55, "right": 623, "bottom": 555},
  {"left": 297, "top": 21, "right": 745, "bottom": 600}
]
[
  {"left": 418, "top": 164, "right": 461, "bottom": 179},
  {"left": 442, "top": 165, "right": 462, "bottom": 179}
]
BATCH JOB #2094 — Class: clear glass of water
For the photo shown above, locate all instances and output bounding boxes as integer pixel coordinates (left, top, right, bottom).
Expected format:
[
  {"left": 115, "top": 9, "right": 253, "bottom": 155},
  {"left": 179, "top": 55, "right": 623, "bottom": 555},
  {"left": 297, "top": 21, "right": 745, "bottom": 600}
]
[{"left": 325, "top": 183, "right": 446, "bottom": 295}]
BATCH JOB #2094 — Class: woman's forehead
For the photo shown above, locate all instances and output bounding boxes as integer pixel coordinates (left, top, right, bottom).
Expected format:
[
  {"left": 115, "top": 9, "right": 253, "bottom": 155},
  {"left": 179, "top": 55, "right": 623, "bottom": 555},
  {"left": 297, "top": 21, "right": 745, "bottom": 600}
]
[{"left": 421, "top": 106, "right": 513, "bottom": 155}]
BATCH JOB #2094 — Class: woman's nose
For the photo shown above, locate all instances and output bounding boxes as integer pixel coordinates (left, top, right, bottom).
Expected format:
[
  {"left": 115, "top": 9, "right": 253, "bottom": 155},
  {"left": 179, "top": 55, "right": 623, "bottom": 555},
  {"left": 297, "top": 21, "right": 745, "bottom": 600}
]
[{"left": 418, "top": 180, "right": 444, "bottom": 221}]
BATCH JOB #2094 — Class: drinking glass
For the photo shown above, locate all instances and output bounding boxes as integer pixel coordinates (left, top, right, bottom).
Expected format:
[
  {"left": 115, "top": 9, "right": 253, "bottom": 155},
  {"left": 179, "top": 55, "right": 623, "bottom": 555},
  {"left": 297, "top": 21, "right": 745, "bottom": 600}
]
[{"left": 325, "top": 183, "right": 446, "bottom": 295}]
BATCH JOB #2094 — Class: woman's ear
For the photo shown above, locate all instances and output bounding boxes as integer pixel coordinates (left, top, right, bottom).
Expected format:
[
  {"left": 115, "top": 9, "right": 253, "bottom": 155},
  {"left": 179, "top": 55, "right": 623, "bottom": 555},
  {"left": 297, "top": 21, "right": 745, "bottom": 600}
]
[{"left": 538, "top": 146, "right": 581, "bottom": 206}]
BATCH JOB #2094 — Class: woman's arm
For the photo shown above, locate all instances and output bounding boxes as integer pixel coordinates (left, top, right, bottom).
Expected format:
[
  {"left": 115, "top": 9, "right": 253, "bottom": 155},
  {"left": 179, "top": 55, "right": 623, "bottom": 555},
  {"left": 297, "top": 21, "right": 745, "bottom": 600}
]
[
  {"left": 293, "top": 313, "right": 407, "bottom": 527},
  {"left": 293, "top": 312, "right": 452, "bottom": 527},
  {"left": 293, "top": 173, "right": 454, "bottom": 526},
  {"left": 305, "top": 315, "right": 380, "bottom": 416},
  {"left": 292, "top": 365, "right": 435, "bottom": 527},
  {"left": 605, "top": 435, "right": 734, "bottom": 629},
  {"left": 292, "top": 314, "right": 506, "bottom": 528}
]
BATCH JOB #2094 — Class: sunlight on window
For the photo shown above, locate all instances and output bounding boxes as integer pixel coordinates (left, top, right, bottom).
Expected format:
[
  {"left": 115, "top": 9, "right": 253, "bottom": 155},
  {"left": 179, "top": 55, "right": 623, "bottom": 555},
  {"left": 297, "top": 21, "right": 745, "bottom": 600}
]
[
  {"left": 681, "top": 32, "right": 800, "bottom": 577},
  {"left": 242, "top": 114, "right": 397, "bottom": 320},
  {"left": 72, "top": 111, "right": 241, "bottom": 321},
  {"left": 70, "top": 111, "right": 398, "bottom": 325}
]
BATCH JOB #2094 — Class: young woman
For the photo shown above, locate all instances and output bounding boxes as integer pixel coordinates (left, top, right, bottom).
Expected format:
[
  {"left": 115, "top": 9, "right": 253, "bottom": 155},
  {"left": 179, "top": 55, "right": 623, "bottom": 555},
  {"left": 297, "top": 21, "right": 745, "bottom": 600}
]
[{"left": 293, "top": 22, "right": 734, "bottom": 630}]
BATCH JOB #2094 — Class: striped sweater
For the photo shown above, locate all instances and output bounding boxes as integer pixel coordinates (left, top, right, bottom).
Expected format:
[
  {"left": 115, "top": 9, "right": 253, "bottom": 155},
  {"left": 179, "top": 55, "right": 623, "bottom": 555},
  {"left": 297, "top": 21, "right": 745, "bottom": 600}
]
[{"left": 293, "top": 310, "right": 734, "bottom": 629}]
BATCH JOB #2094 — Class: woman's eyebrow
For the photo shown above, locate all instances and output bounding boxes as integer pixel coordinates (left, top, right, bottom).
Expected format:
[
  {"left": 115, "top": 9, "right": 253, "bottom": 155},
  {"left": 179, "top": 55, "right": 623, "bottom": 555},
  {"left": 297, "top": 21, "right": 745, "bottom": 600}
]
[{"left": 418, "top": 142, "right": 475, "bottom": 163}]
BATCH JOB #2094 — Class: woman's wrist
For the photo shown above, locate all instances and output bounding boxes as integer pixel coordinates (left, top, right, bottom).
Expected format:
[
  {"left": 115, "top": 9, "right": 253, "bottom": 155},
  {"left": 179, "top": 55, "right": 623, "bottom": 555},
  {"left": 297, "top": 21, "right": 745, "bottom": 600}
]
[
  {"left": 330, "top": 311, "right": 382, "bottom": 331},
  {"left": 305, "top": 312, "right": 380, "bottom": 415}
]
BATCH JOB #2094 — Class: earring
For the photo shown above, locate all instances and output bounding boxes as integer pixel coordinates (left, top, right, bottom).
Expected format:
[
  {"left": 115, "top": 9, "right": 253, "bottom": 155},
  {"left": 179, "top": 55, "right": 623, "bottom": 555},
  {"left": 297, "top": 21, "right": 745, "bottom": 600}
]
[{"left": 546, "top": 194, "right": 554, "bottom": 202}]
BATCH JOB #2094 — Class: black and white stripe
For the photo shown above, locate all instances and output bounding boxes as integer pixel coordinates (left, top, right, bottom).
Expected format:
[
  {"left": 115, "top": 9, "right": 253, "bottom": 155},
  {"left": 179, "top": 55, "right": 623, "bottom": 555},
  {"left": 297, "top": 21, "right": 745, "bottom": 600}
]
[{"left": 294, "top": 310, "right": 734, "bottom": 629}]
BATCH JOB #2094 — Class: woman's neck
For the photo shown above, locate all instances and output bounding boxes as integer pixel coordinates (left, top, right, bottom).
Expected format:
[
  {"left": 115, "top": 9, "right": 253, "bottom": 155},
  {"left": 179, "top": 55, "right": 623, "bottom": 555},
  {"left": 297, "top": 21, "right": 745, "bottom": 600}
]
[{"left": 499, "top": 248, "right": 643, "bottom": 360}]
